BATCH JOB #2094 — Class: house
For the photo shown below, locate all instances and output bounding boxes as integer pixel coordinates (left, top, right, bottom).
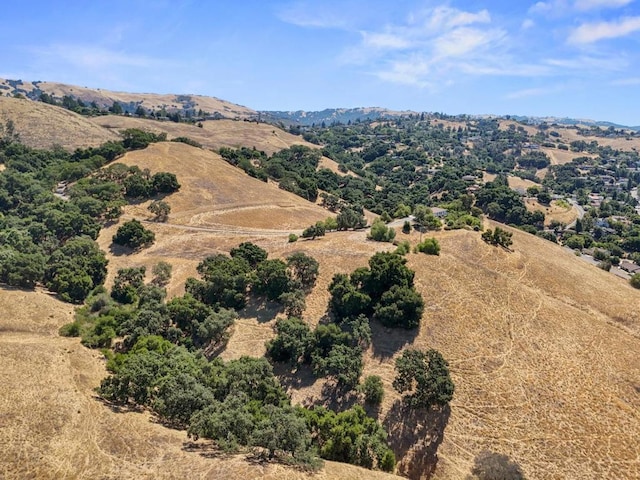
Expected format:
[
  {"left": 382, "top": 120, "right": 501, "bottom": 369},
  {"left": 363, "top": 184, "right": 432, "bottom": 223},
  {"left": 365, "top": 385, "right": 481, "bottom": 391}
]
[
  {"left": 431, "top": 207, "right": 448, "bottom": 218},
  {"left": 620, "top": 261, "right": 640, "bottom": 274}
]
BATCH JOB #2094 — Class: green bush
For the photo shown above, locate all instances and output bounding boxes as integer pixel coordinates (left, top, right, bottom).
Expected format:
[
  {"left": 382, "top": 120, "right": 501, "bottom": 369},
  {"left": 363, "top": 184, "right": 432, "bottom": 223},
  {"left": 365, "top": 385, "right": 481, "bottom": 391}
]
[
  {"left": 368, "top": 219, "right": 396, "bottom": 242},
  {"left": 360, "top": 375, "right": 384, "bottom": 405},
  {"left": 112, "top": 219, "right": 155, "bottom": 249},
  {"left": 415, "top": 237, "right": 441, "bottom": 255}
]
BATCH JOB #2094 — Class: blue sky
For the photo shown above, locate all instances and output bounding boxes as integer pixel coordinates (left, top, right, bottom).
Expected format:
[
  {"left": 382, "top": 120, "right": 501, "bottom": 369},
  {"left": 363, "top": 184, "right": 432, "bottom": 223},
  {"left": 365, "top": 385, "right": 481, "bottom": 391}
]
[{"left": 2, "top": 0, "right": 640, "bottom": 124}]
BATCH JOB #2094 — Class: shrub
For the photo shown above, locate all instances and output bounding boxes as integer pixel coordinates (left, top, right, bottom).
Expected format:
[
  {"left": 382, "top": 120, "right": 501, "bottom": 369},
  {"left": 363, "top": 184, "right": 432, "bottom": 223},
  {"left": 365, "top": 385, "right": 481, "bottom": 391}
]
[
  {"left": 630, "top": 273, "right": 640, "bottom": 289},
  {"left": 112, "top": 219, "right": 155, "bottom": 249},
  {"left": 360, "top": 375, "right": 384, "bottom": 405},
  {"left": 368, "top": 219, "right": 396, "bottom": 242},
  {"left": 415, "top": 237, "right": 440, "bottom": 255},
  {"left": 288, "top": 233, "right": 298, "bottom": 243}
]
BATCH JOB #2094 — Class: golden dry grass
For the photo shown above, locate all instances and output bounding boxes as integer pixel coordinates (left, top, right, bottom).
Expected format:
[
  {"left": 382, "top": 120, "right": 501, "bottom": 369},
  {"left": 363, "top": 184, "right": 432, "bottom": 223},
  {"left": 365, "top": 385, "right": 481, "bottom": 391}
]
[
  {"left": 525, "top": 198, "right": 578, "bottom": 226},
  {"left": 553, "top": 126, "right": 640, "bottom": 152},
  {"left": 3, "top": 100, "right": 640, "bottom": 478},
  {"left": 541, "top": 147, "right": 595, "bottom": 166},
  {"left": 0, "top": 288, "right": 400, "bottom": 480},
  {"left": 0, "top": 96, "right": 118, "bottom": 149},
  {"left": 507, "top": 175, "right": 539, "bottom": 191},
  {"left": 96, "top": 211, "right": 640, "bottom": 479},
  {"left": 96, "top": 142, "right": 331, "bottom": 291},
  {"left": 90, "top": 116, "right": 315, "bottom": 156},
  {"left": 0, "top": 78, "right": 256, "bottom": 119}
]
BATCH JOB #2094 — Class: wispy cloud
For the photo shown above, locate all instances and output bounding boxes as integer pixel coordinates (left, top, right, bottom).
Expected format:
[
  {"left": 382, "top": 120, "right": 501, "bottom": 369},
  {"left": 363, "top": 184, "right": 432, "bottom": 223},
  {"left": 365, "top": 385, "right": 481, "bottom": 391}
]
[
  {"left": 521, "top": 19, "right": 535, "bottom": 29},
  {"left": 568, "top": 16, "right": 640, "bottom": 44},
  {"left": 544, "top": 55, "right": 628, "bottom": 71},
  {"left": 529, "top": 0, "right": 632, "bottom": 14},
  {"left": 361, "top": 31, "right": 412, "bottom": 50},
  {"left": 276, "top": 2, "right": 349, "bottom": 29},
  {"left": 32, "top": 44, "right": 168, "bottom": 70},
  {"left": 574, "top": 0, "right": 633, "bottom": 10},
  {"left": 611, "top": 76, "right": 640, "bottom": 85},
  {"left": 506, "top": 86, "right": 560, "bottom": 99},
  {"left": 342, "top": 6, "right": 517, "bottom": 87}
]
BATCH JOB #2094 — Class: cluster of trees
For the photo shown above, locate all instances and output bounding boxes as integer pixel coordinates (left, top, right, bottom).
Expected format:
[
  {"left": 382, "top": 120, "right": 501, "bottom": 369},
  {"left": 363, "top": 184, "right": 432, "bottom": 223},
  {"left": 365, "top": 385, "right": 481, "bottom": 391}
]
[
  {"left": 481, "top": 227, "right": 513, "bottom": 248},
  {"left": 0, "top": 126, "right": 177, "bottom": 302},
  {"left": 476, "top": 177, "right": 544, "bottom": 229},
  {"left": 221, "top": 145, "right": 322, "bottom": 201},
  {"left": 184, "top": 243, "right": 319, "bottom": 313},
  {"left": 62, "top": 240, "right": 397, "bottom": 472},
  {"left": 368, "top": 218, "right": 396, "bottom": 242},
  {"left": 393, "top": 349, "right": 454, "bottom": 408},
  {"left": 38, "top": 91, "right": 209, "bottom": 123},
  {"left": 328, "top": 252, "right": 424, "bottom": 329}
]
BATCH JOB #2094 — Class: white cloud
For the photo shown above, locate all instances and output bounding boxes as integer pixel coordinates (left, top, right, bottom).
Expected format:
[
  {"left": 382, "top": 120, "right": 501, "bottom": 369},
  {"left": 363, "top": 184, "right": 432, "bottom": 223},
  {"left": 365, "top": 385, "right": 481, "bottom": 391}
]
[
  {"left": 568, "top": 16, "right": 640, "bottom": 44},
  {"left": 506, "top": 87, "right": 556, "bottom": 99},
  {"left": 374, "top": 57, "right": 432, "bottom": 87},
  {"left": 545, "top": 55, "right": 627, "bottom": 70},
  {"left": 433, "top": 27, "right": 506, "bottom": 59},
  {"left": 276, "top": 2, "right": 348, "bottom": 28},
  {"left": 529, "top": 0, "right": 630, "bottom": 15},
  {"left": 522, "top": 19, "right": 535, "bottom": 29},
  {"left": 361, "top": 32, "right": 412, "bottom": 50},
  {"left": 422, "top": 6, "right": 491, "bottom": 31},
  {"left": 346, "top": 5, "right": 514, "bottom": 87}
]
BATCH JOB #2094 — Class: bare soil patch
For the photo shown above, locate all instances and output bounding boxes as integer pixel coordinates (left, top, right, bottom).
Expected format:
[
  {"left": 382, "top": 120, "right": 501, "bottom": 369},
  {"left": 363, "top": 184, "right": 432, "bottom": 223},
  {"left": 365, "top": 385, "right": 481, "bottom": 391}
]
[{"left": 541, "top": 147, "right": 594, "bottom": 165}]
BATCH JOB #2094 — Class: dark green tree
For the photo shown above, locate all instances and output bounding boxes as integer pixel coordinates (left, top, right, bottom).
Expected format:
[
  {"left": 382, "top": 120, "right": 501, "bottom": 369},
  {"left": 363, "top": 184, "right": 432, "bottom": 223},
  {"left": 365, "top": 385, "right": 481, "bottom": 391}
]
[
  {"left": 286, "top": 252, "right": 319, "bottom": 290},
  {"left": 112, "top": 219, "right": 155, "bottom": 249},
  {"left": 393, "top": 348, "right": 454, "bottom": 408},
  {"left": 148, "top": 200, "right": 170, "bottom": 221},
  {"left": 230, "top": 242, "right": 268, "bottom": 268},
  {"left": 254, "top": 259, "right": 292, "bottom": 301}
]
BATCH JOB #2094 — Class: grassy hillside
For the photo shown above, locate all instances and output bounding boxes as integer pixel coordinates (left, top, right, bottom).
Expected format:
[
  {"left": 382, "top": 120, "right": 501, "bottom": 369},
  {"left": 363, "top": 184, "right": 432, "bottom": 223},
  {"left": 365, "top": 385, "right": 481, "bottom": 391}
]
[
  {"left": 96, "top": 141, "right": 331, "bottom": 293},
  {"left": 89, "top": 115, "right": 315, "bottom": 155},
  {"left": 0, "top": 96, "right": 118, "bottom": 149},
  {"left": 0, "top": 287, "right": 401, "bottom": 480},
  {"left": 98, "top": 175, "right": 640, "bottom": 480},
  {"left": 0, "top": 78, "right": 256, "bottom": 119}
]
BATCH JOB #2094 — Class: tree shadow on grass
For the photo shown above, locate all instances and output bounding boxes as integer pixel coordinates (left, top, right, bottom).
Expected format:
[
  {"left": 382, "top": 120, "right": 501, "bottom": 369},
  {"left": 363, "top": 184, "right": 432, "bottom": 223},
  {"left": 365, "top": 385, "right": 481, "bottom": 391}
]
[
  {"left": 239, "top": 295, "right": 282, "bottom": 323},
  {"left": 272, "top": 362, "right": 317, "bottom": 391},
  {"left": 383, "top": 400, "right": 451, "bottom": 480},
  {"left": 182, "top": 440, "right": 232, "bottom": 460},
  {"left": 370, "top": 320, "right": 419, "bottom": 359},
  {"left": 108, "top": 242, "right": 135, "bottom": 257}
]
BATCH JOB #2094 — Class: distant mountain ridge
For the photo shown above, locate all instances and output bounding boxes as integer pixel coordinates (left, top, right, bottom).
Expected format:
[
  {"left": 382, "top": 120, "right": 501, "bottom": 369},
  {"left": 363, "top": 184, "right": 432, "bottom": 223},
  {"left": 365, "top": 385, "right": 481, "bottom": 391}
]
[
  {"left": 260, "top": 107, "right": 417, "bottom": 126},
  {"left": 1, "top": 77, "right": 637, "bottom": 130},
  {"left": 264, "top": 108, "right": 640, "bottom": 130}
]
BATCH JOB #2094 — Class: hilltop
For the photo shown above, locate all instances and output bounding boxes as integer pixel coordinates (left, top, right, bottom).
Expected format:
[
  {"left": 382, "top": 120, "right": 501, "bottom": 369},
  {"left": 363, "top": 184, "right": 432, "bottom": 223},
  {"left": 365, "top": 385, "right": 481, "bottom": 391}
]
[
  {"left": 0, "top": 78, "right": 256, "bottom": 119},
  {"left": 0, "top": 85, "right": 639, "bottom": 479}
]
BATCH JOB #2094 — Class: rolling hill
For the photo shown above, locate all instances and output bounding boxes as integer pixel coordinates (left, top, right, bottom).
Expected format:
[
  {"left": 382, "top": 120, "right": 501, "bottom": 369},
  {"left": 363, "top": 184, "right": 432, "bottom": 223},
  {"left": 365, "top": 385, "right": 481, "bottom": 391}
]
[
  {"left": 0, "top": 78, "right": 256, "bottom": 119},
  {"left": 0, "top": 96, "right": 119, "bottom": 149},
  {"left": 0, "top": 88, "right": 639, "bottom": 480}
]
